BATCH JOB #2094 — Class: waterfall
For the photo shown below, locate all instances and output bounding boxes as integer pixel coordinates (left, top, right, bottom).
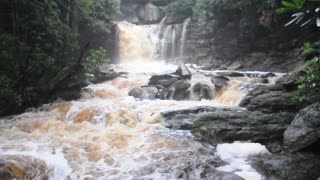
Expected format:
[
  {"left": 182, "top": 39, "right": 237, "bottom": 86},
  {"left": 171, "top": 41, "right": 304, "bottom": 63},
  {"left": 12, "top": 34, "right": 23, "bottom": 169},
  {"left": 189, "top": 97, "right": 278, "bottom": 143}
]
[
  {"left": 156, "top": 17, "right": 191, "bottom": 63},
  {"left": 117, "top": 17, "right": 191, "bottom": 64},
  {"left": 179, "top": 18, "right": 191, "bottom": 60},
  {"left": 118, "top": 21, "right": 158, "bottom": 63}
]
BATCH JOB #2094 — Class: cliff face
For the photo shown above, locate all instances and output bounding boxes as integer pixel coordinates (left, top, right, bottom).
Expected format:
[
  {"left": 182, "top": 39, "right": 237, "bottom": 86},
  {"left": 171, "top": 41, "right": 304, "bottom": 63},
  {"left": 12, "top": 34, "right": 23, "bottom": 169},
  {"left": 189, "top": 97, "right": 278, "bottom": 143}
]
[{"left": 182, "top": 9, "right": 319, "bottom": 71}]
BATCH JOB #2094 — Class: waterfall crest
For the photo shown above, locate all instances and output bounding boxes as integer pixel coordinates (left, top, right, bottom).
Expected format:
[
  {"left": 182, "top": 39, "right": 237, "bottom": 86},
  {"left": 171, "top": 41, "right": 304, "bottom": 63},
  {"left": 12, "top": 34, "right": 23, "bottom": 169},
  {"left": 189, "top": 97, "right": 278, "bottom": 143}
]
[{"left": 117, "top": 17, "right": 191, "bottom": 64}]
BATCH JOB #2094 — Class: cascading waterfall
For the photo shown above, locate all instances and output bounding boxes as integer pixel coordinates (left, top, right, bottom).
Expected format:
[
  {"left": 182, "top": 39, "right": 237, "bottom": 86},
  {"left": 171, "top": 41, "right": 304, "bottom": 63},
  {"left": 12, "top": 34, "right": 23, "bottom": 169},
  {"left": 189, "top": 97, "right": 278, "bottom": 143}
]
[
  {"left": 156, "top": 17, "right": 191, "bottom": 62},
  {"left": 0, "top": 19, "right": 284, "bottom": 180},
  {"left": 180, "top": 18, "right": 191, "bottom": 59}
]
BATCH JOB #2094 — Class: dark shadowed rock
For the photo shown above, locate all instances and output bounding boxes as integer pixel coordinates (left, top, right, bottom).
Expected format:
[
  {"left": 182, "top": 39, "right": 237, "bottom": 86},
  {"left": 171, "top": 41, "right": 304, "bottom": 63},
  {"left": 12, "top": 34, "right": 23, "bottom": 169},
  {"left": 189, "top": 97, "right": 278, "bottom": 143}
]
[
  {"left": 162, "top": 106, "right": 218, "bottom": 129},
  {"left": 160, "top": 80, "right": 191, "bottom": 100},
  {"left": 93, "top": 69, "right": 127, "bottom": 83},
  {"left": 261, "top": 72, "right": 276, "bottom": 78},
  {"left": 192, "top": 83, "right": 214, "bottom": 100},
  {"left": 283, "top": 103, "right": 320, "bottom": 152},
  {"left": 210, "top": 76, "right": 229, "bottom": 88},
  {"left": 239, "top": 84, "right": 300, "bottom": 113},
  {"left": 202, "top": 169, "right": 245, "bottom": 180},
  {"left": 251, "top": 153, "right": 320, "bottom": 180},
  {"left": 175, "top": 63, "right": 192, "bottom": 79},
  {"left": 162, "top": 106, "right": 295, "bottom": 152},
  {"left": 216, "top": 71, "right": 245, "bottom": 77}
]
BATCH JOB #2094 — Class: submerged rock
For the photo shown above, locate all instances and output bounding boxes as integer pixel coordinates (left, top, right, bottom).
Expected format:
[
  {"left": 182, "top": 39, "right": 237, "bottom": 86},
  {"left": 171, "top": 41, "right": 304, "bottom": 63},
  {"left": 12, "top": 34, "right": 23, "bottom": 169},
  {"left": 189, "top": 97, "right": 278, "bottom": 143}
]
[
  {"left": 251, "top": 153, "right": 320, "bottom": 180},
  {"left": 283, "top": 103, "right": 320, "bottom": 152},
  {"left": 0, "top": 155, "right": 49, "bottom": 180}
]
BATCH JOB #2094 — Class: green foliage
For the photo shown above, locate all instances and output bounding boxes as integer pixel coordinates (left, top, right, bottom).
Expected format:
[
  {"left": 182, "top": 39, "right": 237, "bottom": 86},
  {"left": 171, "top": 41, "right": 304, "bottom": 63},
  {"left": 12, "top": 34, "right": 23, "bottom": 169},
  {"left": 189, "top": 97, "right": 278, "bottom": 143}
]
[
  {"left": 78, "top": 0, "right": 120, "bottom": 32},
  {"left": 194, "top": 0, "right": 276, "bottom": 31},
  {"left": 0, "top": 0, "right": 116, "bottom": 116},
  {"left": 276, "top": 0, "right": 320, "bottom": 27},
  {"left": 296, "top": 57, "right": 320, "bottom": 103},
  {"left": 166, "top": 0, "right": 195, "bottom": 16},
  {"left": 302, "top": 42, "right": 317, "bottom": 55},
  {"left": 83, "top": 48, "right": 110, "bottom": 74}
]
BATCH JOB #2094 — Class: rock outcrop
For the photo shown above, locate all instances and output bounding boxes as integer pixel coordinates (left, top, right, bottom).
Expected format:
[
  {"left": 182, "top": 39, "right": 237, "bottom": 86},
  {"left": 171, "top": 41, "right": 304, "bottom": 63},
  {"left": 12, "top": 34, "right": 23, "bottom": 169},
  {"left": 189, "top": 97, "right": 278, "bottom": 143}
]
[
  {"left": 162, "top": 106, "right": 295, "bottom": 152},
  {"left": 283, "top": 103, "right": 320, "bottom": 152},
  {"left": 130, "top": 63, "right": 193, "bottom": 100},
  {"left": 251, "top": 153, "right": 320, "bottom": 180},
  {"left": 136, "top": 2, "right": 164, "bottom": 24},
  {"left": 128, "top": 86, "right": 159, "bottom": 100},
  {"left": 239, "top": 84, "right": 300, "bottom": 113}
]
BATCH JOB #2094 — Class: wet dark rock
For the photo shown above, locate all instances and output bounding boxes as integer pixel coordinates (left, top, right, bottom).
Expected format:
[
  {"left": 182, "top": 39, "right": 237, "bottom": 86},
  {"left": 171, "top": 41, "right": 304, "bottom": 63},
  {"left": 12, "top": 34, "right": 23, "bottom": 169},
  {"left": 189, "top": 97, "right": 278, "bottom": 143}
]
[
  {"left": 277, "top": 66, "right": 308, "bottom": 91},
  {"left": 160, "top": 80, "right": 191, "bottom": 100},
  {"left": 162, "top": 106, "right": 295, "bottom": 152},
  {"left": 216, "top": 71, "right": 245, "bottom": 77},
  {"left": 191, "top": 109, "right": 294, "bottom": 152},
  {"left": 128, "top": 86, "right": 158, "bottom": 100},
  {"left": 283, "top": 103, "right": 320, "bottom": 152},
  {"left": 192, "top": 83, "right": 213, "bottom": 100},
  {"left": 202, "top": 169, "right": 245, "bottom": 180},
  {"left": 251, "top": 153, "right": 320, "bottom": 180},
  {"left": 252, "top": 78, "right": 269, "bottom": 84},
  {"left": 148, "top": 75, "right": 179, "bottom": 88},
  {"left": 175, "top": 63, "right": 192, "bottom": 79},
  {"left": 239, "top": 84, "right": 300, "bottom": 113},
  {"left": 93, "top": 69, "right": 127, "bottom": 83},
  {"left": 162, "top": 106, "right": 218, "bottom": 129},
  {"left": 148, "top": 63, "right": 191, "bottom": 88},
  {"left": 261, "top": 72, "right": 276, "bottom": 78},
  {"left": 210, "top": 76, "right": 229, "bottom": 88}
]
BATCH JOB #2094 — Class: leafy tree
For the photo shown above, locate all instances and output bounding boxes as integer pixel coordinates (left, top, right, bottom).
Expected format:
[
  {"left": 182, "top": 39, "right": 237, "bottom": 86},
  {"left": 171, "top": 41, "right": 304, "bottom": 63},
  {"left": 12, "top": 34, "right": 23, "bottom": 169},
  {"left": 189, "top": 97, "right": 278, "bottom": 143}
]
[
  {"left": 0, "top": 0, "right": 118, "bottom": 116},
  {"left": 276, "top": 0, "right": 320, "bottom": 27}
]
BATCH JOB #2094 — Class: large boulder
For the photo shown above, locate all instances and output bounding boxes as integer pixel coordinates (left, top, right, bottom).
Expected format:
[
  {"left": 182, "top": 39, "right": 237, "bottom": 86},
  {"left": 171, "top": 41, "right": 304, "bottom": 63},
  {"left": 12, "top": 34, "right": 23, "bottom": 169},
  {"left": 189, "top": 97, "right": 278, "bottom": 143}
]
[
  {"left": 239, "top": 84, "right": 300, "bottom": 113},
  {"left": 128, "top": 86, "right": 159, "bottom": 100},
  {"left": 176, "top": 62, "right": 192, "bottom": 79},
  {"left": 136, "top": 2, "right": 164, "bottom": 24},
  {"left": 192, "top": 83, "right": 213, "bottom": 100},
  {"left": 251, "top": 153, "right": 320, "bottom": 180},
  {"left": 160, "top": 80, "right": 191, "bottom": 100},
  {"left": 148, "top": 63, "right": 191, "bottom": 88},
  {"left": 162, "top": 106, "right": 295, "bottom": 152},
  {"left": 283, "top": 103, "right": 320, "bottom": 152},
  {"left": 210, "top": 76, "right": 229, "bottom": 88}
]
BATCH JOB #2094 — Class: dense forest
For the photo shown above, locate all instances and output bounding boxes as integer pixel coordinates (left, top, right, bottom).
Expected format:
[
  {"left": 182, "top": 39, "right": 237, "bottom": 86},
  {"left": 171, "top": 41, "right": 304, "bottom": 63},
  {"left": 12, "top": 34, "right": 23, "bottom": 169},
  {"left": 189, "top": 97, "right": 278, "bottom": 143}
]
[{"left": 0, "top": 0, "right": 120, "bottom": 116}]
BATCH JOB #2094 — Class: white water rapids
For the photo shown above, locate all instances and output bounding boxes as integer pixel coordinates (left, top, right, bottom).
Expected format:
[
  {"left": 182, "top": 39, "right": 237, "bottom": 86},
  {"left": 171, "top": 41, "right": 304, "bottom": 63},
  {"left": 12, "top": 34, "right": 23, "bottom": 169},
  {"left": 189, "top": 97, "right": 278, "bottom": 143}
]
[{"left": 0, "top": 22, "right": 279, "bottom": 180}]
